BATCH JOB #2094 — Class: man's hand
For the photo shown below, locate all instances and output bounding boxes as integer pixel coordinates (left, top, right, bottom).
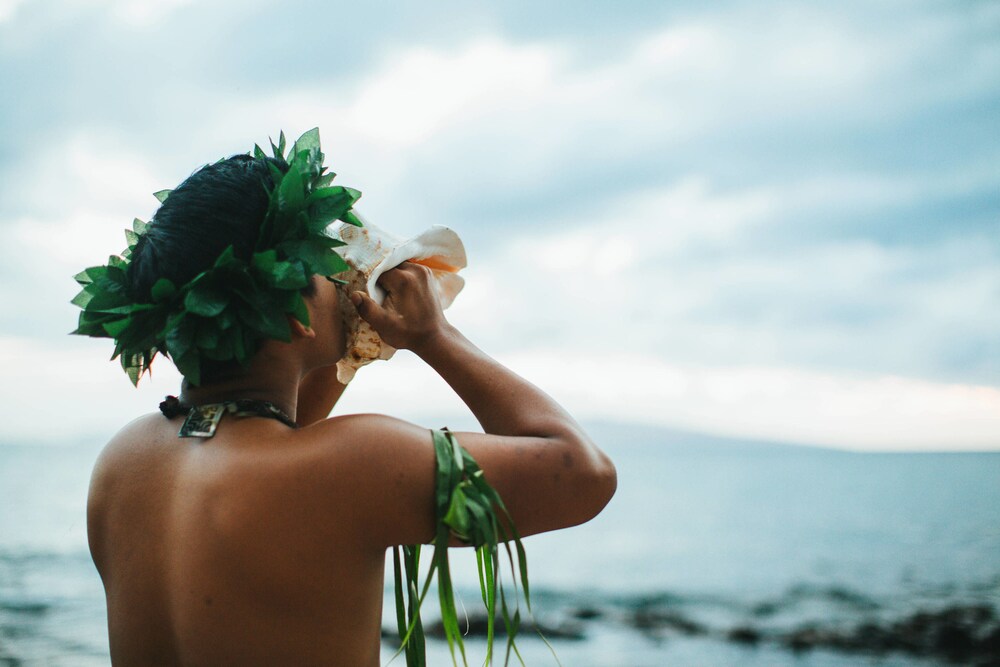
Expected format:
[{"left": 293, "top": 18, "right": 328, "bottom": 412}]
[{"left": 350, "top": 262, "right": 451, "bottom": 352}]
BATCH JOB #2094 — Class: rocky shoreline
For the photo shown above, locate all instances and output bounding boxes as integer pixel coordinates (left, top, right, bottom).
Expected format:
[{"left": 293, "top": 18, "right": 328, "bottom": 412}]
[{"left": 385, "top": 586, "right": 1000, "bottom": 665}]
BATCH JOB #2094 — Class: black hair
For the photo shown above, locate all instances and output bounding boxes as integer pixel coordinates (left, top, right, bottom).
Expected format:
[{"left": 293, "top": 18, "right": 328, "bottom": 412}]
[
  {"left": 127, "top": 153, "right": 316, "bottom": 383},
  {"left": 129, "top": 154, "right": 318, "bottom": 299}
]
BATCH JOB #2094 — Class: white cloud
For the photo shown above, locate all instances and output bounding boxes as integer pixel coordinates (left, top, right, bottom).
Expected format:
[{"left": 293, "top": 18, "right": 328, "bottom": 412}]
[
  {"left": 0, "top": 0, "right": 26, "bottom": 23},
  {"left": 8, "top": 134, "right": 162, "bottom": 277},
  {"left": 348, "top": 38, "right": 563, "bottom": 147}
]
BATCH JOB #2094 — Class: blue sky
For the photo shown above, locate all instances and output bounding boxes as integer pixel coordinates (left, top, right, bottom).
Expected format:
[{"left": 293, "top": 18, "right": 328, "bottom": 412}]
[{"left": 1, "top": 0, "right": 997, "bottom": 449}]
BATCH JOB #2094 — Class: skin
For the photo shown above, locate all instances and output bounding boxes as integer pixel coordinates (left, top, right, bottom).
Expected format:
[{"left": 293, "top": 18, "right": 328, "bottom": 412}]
[{"left": 87, "top": 263, "right": 617, "bottom": 666}]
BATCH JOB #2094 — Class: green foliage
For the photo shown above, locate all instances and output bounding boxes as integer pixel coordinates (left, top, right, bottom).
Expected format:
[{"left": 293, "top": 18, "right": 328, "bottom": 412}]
[
  {"left": 70, "top": 128, "right": 362, "bottom": 385},
  {"left": 392, "top": 430, "right": 557, "bottom": 667}
]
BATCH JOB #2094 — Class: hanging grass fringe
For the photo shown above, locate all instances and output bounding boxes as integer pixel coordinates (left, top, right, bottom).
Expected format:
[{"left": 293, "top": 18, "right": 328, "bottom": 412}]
[{"left": 390, "top": 429, "right": 560, "bottom": 667}]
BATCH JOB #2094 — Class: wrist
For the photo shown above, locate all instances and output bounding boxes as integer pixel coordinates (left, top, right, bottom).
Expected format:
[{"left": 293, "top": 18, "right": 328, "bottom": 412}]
[{"left": 411, "top": 323, "right": 462, "bottom": 359}]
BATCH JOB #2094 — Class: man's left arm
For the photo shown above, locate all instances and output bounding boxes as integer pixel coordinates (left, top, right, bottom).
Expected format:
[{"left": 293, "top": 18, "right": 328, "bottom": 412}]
[{"left": 297, "top": 365, "right": 347, "bottom": 426}]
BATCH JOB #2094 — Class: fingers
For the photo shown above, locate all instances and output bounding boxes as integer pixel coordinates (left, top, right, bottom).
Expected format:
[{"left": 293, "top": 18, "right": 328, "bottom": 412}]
[
  {"left": 376, "top": 262, "right": 431, "bottom": 293},
  {"left": 350, "top": 291, "right": 387, "bottom": 327}
]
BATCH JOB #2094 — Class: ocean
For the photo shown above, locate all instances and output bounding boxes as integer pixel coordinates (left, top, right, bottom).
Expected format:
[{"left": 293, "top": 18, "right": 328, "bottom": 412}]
[{"left": 2, "top": 422, "right": 998, "bottom": 666}]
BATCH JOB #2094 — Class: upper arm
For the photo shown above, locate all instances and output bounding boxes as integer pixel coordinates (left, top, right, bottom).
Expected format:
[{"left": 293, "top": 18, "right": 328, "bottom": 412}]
[{"left": 319, "top": 415, "right": 616, "bottom": 549}]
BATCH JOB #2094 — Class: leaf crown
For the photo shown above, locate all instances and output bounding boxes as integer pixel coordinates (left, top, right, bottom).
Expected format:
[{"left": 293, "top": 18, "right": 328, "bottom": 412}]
[{"left": 71, "top": 128, "right": 362, "bottom": 386}]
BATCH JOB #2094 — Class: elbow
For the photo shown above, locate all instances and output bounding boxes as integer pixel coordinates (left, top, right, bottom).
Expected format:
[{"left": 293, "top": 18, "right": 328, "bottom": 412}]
[
  {"left": 566, "top": 443, "right": 617, "bottom": 527},
  {"left": 592, "top": 452, "right": 618, "bottom": 514}
]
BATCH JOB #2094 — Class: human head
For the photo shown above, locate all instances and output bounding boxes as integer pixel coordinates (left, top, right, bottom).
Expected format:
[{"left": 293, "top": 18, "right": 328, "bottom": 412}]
[
  {"left": 127, "top": 154, "right": 322, "bottom": 384},
  {"left": 72, "top": 128, "right": 359, "bottom": 386}
]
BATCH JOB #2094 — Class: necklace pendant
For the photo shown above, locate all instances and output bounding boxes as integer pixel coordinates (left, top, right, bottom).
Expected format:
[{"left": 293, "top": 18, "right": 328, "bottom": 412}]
[{"left": 178, "top": 403, "right": 226, "bottom": 438}]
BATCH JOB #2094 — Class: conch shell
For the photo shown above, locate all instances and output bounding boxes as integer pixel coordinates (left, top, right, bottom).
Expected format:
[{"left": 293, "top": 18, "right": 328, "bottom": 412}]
[{"left": 329, "top": 212, "right": 467, "bottom": 383}]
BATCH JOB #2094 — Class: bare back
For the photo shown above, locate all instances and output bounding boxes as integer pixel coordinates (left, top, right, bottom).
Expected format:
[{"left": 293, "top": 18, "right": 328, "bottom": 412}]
[
  {"left": 88, "top": 413, "right": 397, "bottom": 666},
  {"left": 87, "top": 265, "right": 617, "bottom": 666}
]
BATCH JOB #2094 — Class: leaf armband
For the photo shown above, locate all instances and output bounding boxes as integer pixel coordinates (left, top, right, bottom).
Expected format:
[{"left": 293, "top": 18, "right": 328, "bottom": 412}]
[{"left": 392, "top": 429, "right": 553, "bottom": 667}]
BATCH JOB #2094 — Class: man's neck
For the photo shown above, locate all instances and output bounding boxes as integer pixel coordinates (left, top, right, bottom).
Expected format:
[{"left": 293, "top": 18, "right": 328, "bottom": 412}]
[{"left": 178, "top": 348, "right": 305, "bottom": 422}]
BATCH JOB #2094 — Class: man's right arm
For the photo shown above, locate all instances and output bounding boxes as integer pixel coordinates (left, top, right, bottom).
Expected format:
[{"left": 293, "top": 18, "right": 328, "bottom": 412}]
[{"left": 331, "top": 263, "right": 617, "bottom": 547}]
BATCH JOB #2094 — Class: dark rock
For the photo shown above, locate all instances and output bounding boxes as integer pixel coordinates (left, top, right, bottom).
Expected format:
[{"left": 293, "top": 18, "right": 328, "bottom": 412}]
[
  {"left": 569, "top": 606, "right": 602, "bottom": 621},
  {"left": 824, "top": 586, "right": 880, "bottom": 611},
  {"left": 727, "top": 626, "right": 761, "bottom": 645},
  {"left": 0, "top": 601, "right": 49, "bottom": 616},
  {"left": 630, "top": 607, "right": 706, "bottom": 637},
  {"left": 849, "top": 622, "right": 897, "bottom": 653},
  {"left": 751, "top": 601, "right": 781, "bottom": 617},
  {"left": 784, "top": 584, "right": 879, "bottom": 610},
  {"left": 424, "top": 613, "right": 585, "bottom": 641},
  {"left": 980, "top": 625, "right": 1000, "bottom": 655},
  {"left": 773, "top": 604, "right": 1000, "bottom": 663},
  {"left": 784, "top": 625, "right": 839, "bottom": 653}
]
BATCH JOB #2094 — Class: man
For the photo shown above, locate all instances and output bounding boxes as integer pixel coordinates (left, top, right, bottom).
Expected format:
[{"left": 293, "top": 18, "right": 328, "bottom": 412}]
[{"left": 84, "top": 148, "right": 616, "bottom": 666}]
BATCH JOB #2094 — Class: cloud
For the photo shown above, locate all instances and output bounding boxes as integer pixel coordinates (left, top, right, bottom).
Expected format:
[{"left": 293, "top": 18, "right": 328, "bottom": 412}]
[
  {"left": 0, "top": 0, "right": 25, "bottom": 23},
  {"left": 347, "top": 38, "right": 563, "bottom": 148},
  {"left": 0, "top": 1, "right": 997, "bottom": 449}
]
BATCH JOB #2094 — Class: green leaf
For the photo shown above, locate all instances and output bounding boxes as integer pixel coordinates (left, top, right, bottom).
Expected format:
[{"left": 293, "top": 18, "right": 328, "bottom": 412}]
[
  {"left": 237, "top": 300, "right": 291, "bottom": 342},
  {"left": 443, "top": 484, "right": 471, "bottom": 538},
  {"left": 102, "top": 317, "right": 131, "bottom": 338},
  {"left": 165, "top": 314, "right": 196, "bottom": 359},
  {"left": 72, "top": 311, "right": 119, "bottom": 337},
  {"left": 184, "top": 285, "right": 229, "bottom": 317},
  {"left": 307, "top": 186, "right": 361, "bottom": 229},
  {"left": 121, "top": 352, "right": 144, "bottom": 386},
  {"left": 216, "top": 307, "right": 237, "bottom": 330},
  {"left": 213, "top": 245, "right": 238, "bottom": 269},
  {"left": 72, "top": 266, "right": 106, "bottom": 286},
  {"left": 340, "top": 210, "right": 364, "bottom": 227},
  {"left": 173, "top": 351, "right": 201, "bottom": 386},
  {"left": 276, "top": 161, "right": 305, "bottom": 213},
  {"left": 292, "top": 127, "right": 320, "bottom": 155},
  {"left": 71, "top": 289, "right": 94, "bottom": 309},
  {"left": 150, "top": 278, "right": 176, "bottom": 303},
  {"left": 251, "top": 249, "right": 277, "bottom": 273},
  {"left": 273, "top": 260, "right": 309, "bottom": 289},
  {"left": 253, "top": 144, "right": 267, "bottom": 160},
  {"left": 195, "top": 322, "right": 221, "bottom": 350},
  {"left": 278, "top": 239, "right": 349, "bottom": 276}
]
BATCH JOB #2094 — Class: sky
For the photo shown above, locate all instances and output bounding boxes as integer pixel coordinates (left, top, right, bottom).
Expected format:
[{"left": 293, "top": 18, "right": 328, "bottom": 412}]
[{"left": 0, "top": 0, "right": 997, "bottom": 451}]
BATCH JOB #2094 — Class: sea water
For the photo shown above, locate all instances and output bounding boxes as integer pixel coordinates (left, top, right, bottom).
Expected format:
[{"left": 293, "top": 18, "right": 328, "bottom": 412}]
[{"left": 2, "top": 422, "right": 998, "bottom": 666}]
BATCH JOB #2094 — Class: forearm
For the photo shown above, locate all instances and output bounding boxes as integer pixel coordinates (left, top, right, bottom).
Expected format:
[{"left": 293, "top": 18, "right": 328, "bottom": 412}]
[{"left": 414, "top": 325, "right": 579, "bottom": 440}]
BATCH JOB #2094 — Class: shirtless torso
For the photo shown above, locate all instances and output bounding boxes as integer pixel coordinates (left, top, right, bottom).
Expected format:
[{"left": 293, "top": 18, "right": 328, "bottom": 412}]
[{"left": 88, "top": 263, "right": 616, "bottom": 666}]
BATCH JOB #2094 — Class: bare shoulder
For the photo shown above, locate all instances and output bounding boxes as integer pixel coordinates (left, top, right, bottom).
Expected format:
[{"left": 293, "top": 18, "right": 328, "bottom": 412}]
[
  {"left": 90, "top": 413, "right": 165, "bottom": 489},
  {"left": 300, "top": 412, "right": 434, "bottom": 460},
  {"left": 87, "top": 412, "right": 167, "bottom": 571},
  {"left": 295, "top": 413, "right": 437, "bottom": 500},
  {"left": 294, "top": 413, "right": 438, "bottom": 547}
]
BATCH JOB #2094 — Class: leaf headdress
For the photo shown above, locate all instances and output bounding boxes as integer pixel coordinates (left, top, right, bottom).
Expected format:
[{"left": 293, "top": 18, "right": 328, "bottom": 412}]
[{"left": 71, "top": 128, "right": 361, "bottom": 386}]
